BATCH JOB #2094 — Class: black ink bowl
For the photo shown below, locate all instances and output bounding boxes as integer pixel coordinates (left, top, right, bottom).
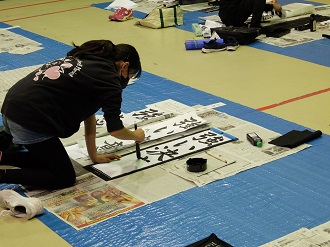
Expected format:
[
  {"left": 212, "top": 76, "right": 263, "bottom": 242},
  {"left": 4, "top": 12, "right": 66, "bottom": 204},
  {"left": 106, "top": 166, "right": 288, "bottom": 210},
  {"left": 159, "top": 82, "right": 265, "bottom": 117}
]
[{"left": 186, "top": 158, "right": 207, "bottom": 172}]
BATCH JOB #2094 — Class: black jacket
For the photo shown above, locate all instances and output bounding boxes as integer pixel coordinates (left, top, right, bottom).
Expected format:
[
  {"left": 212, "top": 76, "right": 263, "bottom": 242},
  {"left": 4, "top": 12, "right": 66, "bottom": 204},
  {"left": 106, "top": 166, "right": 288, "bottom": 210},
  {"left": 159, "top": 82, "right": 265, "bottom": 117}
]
[{"left": 1, "top": 55, "right": 124, "bottom": 138}]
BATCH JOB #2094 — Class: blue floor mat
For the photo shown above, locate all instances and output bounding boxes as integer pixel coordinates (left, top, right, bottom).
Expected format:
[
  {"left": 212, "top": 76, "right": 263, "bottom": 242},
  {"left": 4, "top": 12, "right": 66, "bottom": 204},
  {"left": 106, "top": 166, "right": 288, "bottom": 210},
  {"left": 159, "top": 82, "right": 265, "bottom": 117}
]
[{"left": 0, "top": 23, "right": 72, "bottom": 71}]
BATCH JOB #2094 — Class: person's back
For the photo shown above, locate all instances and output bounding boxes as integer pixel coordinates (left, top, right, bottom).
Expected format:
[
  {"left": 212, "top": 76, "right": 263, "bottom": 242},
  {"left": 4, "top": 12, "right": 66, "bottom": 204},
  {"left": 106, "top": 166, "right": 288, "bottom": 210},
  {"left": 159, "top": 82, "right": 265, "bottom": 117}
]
[
  {"left": 0, "top": 39, "right": 144, "bottom": 190},
  {"left": 1, "top": 54, "right": 122, "bottom": 138}
]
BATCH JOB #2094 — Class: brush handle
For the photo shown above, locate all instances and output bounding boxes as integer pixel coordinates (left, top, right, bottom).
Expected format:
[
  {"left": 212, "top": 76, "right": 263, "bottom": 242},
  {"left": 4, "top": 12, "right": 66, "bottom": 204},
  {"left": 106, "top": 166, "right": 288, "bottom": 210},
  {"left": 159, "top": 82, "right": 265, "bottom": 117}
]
[{"left": 134, "top": 124, "right": 141, "bottom": 159}]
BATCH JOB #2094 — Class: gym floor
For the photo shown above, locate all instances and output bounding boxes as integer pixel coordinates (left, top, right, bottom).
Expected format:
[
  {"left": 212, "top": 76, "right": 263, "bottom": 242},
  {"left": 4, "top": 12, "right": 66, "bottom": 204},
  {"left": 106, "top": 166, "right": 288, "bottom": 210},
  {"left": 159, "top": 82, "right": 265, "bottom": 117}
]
[{"left": 0, "top": 0, "right": 330, "bottom": 246}]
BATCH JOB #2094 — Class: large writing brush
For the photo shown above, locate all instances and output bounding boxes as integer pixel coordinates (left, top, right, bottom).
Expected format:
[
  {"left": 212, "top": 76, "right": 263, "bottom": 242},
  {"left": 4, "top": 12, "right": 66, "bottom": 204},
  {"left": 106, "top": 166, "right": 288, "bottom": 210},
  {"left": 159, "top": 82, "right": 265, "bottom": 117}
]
[{"left": 134, "top": 124, "right": 141, "bottom": 159}]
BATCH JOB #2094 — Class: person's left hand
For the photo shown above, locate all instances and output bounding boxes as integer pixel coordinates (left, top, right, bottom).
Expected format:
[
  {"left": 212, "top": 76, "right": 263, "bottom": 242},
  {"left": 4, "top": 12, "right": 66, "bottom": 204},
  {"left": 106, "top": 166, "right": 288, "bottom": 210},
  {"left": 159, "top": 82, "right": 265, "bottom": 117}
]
[{"left": 93, "top": 154, "right": 121, "bottom": 163}]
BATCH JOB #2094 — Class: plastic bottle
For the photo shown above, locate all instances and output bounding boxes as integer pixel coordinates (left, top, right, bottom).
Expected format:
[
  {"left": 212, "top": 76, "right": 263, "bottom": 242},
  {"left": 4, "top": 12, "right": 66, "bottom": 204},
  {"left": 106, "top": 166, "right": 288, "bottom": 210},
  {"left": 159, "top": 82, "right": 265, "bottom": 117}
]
[
  {"left": 247, "top": 132, "right": 263, "bottom": 147},
  {"left": 310, "top": 14, "right": 316, "bottom": 32}
]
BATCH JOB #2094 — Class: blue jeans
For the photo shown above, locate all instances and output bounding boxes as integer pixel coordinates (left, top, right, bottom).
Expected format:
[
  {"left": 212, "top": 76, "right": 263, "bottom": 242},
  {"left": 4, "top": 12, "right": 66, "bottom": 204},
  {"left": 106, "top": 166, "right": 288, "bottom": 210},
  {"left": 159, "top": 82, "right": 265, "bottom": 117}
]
[{"left": 2, "top": 115, "right": 53, "bottom": 145}]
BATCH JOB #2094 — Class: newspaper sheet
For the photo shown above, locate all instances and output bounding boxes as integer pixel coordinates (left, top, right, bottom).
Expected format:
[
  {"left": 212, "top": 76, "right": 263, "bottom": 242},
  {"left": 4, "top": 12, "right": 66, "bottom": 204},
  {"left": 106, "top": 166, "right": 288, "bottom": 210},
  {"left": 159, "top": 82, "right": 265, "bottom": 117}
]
[
  {"left": 258, "top": 5, "right": 330, "bottom": 47},
  {"left": 0, "top": 28, "right": 43, "bottom": 55},
  {"left": 161, "top": 109, "right": 310, "bottom": 186},
  {"left": 260, "top": 220, "right": 330, "bottom": 246},
  {"left": 26, "top": 173, "right": 145, "bottom": 230}
]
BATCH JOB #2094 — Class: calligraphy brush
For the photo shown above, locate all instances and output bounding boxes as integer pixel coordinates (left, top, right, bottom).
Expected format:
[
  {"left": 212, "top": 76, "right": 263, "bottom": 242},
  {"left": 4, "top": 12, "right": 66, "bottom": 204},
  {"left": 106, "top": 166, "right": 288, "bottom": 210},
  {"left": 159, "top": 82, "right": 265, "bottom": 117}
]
[{"left": 134, "top": 124, "right": 141, "bottom": 159}]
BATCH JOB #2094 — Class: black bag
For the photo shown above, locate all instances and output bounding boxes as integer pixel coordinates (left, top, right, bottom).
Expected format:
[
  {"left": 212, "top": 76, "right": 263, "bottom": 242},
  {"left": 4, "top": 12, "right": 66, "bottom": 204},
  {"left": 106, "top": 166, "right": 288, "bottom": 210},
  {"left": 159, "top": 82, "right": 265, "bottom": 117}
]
[{"left": 211, "top": 26, "right": 260, "bottom": 45}]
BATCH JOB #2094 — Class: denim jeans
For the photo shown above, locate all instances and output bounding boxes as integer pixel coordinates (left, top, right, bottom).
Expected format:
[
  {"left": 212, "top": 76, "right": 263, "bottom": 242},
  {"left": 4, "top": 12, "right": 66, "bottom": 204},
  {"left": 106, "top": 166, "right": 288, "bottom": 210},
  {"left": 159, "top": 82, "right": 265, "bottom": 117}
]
[{"left": 2, "top": 115, "right": 53, "bottom": 145}]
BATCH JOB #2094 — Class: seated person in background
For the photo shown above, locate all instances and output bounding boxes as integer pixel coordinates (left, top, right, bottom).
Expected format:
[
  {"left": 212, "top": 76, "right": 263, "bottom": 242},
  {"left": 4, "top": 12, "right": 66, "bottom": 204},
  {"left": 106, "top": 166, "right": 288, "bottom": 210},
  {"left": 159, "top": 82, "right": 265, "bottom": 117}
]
[{"left": 219, "top": 0, "right": 282, "bottom": 28}]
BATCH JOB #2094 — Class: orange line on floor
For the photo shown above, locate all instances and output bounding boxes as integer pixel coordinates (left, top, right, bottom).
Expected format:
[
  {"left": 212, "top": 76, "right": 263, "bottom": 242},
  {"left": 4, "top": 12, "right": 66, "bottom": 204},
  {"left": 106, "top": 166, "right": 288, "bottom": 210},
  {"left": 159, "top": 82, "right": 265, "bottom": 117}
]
[
  {"left": 257, "top": 88, "right": 330, "bottom": 111},
  {"left": 0, "top": 0, "right": 65, "bottom": 11},
  {"left": 1, "top": 6, "right": 91, "bottom": 22}
]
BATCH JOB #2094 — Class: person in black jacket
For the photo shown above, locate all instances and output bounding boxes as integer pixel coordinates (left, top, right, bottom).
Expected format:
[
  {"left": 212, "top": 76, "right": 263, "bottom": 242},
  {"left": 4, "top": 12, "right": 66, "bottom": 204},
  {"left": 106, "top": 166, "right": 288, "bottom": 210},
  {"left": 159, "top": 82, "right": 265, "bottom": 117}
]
[
  {"left": 0, "top": 39, "right": 145, "bottom": 189},
  {"left": 219, "top": 0, "right": 282, "bottom": 28}
]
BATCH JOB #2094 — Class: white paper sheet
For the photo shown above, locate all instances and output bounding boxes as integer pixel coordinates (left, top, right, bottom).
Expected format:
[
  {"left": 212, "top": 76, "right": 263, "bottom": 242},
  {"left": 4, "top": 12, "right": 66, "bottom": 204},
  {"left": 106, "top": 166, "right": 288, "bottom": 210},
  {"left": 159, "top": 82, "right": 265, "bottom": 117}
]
[
  {"left": 79, "top": 111, "right": 208, "bottom": 154},
  {"left": 90, "top": 129, "right": 233, "bottom": 179}
]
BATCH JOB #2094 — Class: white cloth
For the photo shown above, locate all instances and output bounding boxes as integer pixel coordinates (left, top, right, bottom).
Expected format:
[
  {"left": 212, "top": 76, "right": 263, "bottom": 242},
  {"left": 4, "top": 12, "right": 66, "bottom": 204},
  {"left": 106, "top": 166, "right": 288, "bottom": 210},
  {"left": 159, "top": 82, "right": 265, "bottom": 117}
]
[{"left": 105, "top": 0, "right": 138, "bottom": 10}]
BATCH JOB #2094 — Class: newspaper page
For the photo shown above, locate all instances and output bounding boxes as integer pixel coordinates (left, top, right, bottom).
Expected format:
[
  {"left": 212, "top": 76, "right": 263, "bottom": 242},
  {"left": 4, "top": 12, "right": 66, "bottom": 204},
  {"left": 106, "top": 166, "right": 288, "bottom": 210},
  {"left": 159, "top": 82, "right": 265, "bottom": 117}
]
[
  {"left": 312, "top": 221, "right": 330, "bottom": 239},
  {"left": 161, "top": 109, "right": 310, "bottom": 186},
  {"left": 260, "top": 228, "right": 315, "bottom": 246},
  {"left": 258, "top": 6, "right": 330, "bottom": 47},
  {"left": 0, "top": 28, "right": 43, "bottom": 55},
  {"left": 260, "top": 220, "right": 330, "bottom": 246},
  {"left": 26, "top": 174, "right": 145, "bottom": 230}
]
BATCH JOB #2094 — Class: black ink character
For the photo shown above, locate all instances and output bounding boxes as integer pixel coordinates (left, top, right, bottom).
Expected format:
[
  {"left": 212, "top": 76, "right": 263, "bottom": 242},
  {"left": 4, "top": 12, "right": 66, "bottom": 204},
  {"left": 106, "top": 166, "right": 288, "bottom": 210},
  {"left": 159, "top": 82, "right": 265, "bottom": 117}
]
[
  {"left": 96, "top": 141, "right": 123, "bottom": 152},
  {"left": 192, "top": 132, "right": 224, "bottom": 146},
  {"left": 153, "top": 126, "right": 175, "bottom": 135},
  {"left": 173, "top": 140, "right": 188, "bottom": 147},
  {"left": 173, "top": 117, "right": 202, "bottom": 129},
  {"left": 146, "top": 145, "right": 179, "bottom": 162},
  {"left": 132, "top": 108, "right": 164, "bottom": 120},
  {"left": 96, "top": 117, "right": 106, "bottom": 126},
  {"left": 153, "top": 126, "right": 167, "bottom": 133}
]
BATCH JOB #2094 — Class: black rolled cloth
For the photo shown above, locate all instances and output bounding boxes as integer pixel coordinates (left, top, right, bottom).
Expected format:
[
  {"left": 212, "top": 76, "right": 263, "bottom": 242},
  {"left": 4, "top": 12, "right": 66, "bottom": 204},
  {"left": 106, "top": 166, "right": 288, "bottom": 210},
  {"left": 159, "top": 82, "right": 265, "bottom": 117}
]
[{"left": 269, "top": 130, "right": 322, "bottom": 148}]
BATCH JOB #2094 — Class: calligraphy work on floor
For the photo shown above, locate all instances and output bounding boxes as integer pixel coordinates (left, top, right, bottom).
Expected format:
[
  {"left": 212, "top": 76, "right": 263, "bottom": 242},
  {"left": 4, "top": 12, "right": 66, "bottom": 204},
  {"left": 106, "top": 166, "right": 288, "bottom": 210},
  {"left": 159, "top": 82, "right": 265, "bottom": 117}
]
[
  {"left": 95, "top": 106, "right": 175, "bottom": 129},
  {"left": 80, "top": 112, "right": 208, "bottom": 154},
  {"left": 86, "top": 129, "right": 235, "bottom": 180}
]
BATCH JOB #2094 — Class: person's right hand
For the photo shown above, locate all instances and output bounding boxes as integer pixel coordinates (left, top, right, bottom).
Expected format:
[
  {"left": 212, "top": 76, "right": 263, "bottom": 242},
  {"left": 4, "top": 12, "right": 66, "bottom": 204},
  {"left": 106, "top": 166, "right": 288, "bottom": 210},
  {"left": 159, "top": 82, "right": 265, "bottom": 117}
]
[
  {"left": 134, "top": 128, "right": 145, "bottom": 143},
  {"left": 272, "top": 3, "right": 282, "bottom": 12}
]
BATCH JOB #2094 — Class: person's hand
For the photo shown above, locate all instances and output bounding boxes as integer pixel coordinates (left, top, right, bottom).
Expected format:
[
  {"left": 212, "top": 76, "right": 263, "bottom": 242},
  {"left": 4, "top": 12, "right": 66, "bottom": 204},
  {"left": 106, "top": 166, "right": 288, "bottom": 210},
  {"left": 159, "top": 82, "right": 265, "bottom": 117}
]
[
  {"left": 272, "top": 3, "right": 282, "bottom": 12},
  {"left": 266, "top": 0, "right": 282, "bottom": 11},
  {"left": 134, "top": 128, "right": 145, "bottom": 143},
  {"left": 93, "top": 153, "right": 121, "bottom": 163},
  {"left": 266, "top": 0, "right": 276, "bottom": 4}
]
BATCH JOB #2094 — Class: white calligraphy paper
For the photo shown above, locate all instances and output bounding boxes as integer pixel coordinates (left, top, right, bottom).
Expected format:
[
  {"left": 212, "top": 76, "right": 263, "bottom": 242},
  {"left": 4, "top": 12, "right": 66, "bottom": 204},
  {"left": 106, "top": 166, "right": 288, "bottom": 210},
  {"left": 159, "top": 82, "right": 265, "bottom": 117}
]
[
  {"left": 94, "top": 107, "right": 175, "bottom": 129},
  {"left": 80, "top": 112, "right": 208, "bottom": 154}
]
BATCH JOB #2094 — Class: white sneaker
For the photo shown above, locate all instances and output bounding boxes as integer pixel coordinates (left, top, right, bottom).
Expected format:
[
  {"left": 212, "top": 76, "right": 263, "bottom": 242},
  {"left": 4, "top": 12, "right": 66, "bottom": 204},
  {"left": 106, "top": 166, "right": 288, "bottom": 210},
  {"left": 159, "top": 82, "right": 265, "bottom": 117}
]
[{"left": 0, "top": 189, "right": 44, "bottom": 220}]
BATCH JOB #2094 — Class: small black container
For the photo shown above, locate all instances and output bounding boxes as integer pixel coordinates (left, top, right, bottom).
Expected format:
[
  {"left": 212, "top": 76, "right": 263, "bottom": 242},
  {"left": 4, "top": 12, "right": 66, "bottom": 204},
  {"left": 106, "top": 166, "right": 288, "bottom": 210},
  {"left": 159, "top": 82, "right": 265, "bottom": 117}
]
[
  {"left": 247, "top": 132, "right": 263, "bottom": 147},
  {"left": 186, "top": 158, "right": 207, "bottom": 172}
]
